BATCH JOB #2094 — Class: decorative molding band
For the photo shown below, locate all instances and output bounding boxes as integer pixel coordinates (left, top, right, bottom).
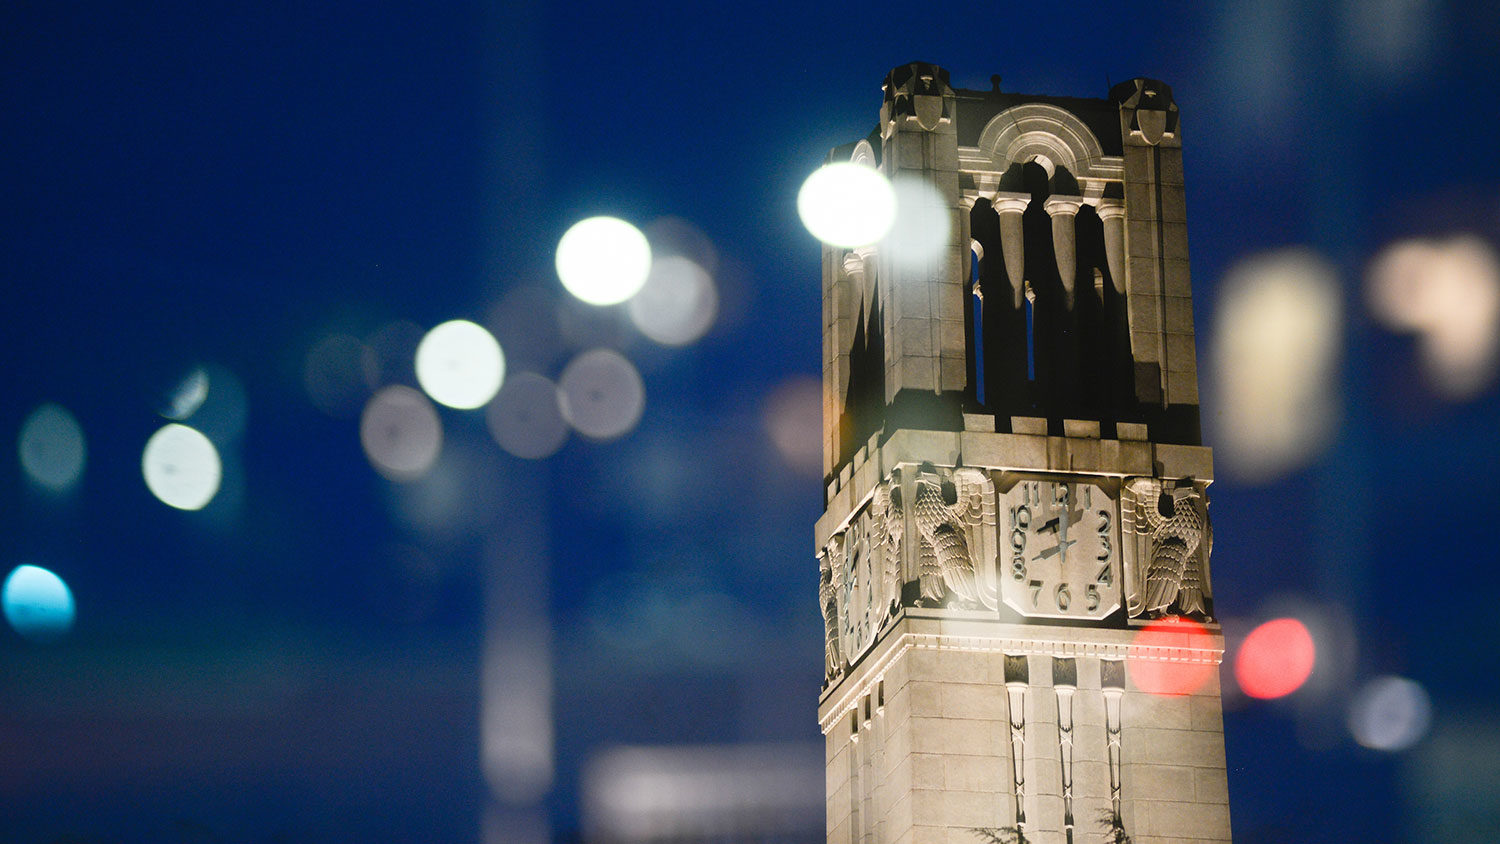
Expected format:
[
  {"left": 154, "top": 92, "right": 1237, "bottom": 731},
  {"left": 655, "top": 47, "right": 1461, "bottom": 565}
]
[{"left": 818, "top": 628, "right": 1223, "bottom": 733}]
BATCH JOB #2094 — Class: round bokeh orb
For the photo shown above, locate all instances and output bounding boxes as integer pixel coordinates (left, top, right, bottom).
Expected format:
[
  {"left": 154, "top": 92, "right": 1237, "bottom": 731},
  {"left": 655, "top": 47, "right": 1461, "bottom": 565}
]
[
  {"left": 884, "top": 176, "right": 952, "bottom": 269},
  {"left": 558, "top": 349, "right": 645, "bottom": 441},
  {"left": 555, "top": 216, "right": 652, "bottom": 306},
  {"left": 1127, "top": 617, "right": 1217, "bottom": 697},
  {"left": 361, "top": 385, "right": 443, "bottom": 481},
  {"left": 487, "top": 372, "right": 568, "bottom": 460},
  {"left": 1234, "top": 617, "right": 1316, "bottom": 699},
  {"left": 18, "top": 403, "right": 87, "bottom": 493},
  {"left": 1348, "top": 675, "right": 1433, "bottom": 751},
  {"left": 415, "top": 319, "right": 506, "bottom": 410},
  {"left": 627, "top": 256, "right": 718, "bottom": 346},
  {"left": 797, "top": 162, "right": 897, "bottom": 248},
  {"left": 3, "top": 564, "right": 76, "bottom": 642},
  {"left": 142, "top": 423, "right": 222, "bottom": 511}
]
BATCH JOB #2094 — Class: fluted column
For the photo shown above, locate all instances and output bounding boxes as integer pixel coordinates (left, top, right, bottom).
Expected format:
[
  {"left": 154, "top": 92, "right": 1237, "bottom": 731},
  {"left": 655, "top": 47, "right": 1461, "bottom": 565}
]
[
  {"left": 1044, "top": 195, "right": 1084, "bottom": 309},
  {"left": 1097, "top": 198, "right": 1126, "bottom": 296},
  {"left": 992, "top": 191, "right": 1029, "bottom": 309}
]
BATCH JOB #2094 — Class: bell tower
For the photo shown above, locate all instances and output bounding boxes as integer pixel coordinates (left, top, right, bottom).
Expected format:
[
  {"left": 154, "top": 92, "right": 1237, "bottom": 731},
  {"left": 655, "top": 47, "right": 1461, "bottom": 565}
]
[{"left": 817, "top": 64, "right": 1232, "bottom": 844}]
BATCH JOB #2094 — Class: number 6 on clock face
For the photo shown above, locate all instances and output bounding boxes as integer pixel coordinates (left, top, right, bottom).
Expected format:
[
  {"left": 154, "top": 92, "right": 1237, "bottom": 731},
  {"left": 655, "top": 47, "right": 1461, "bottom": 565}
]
[{"left": 998, "top": 478, "right": 1122, "bottom": 619}]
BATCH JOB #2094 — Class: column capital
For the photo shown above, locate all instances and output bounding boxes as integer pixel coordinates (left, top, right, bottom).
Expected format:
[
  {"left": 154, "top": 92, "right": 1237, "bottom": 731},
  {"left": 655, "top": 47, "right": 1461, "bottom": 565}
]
[
  {"left": 992, "top": 190, "right": 1030, "bottom": 215},
  {"left": 1095, "top": 198, "right": 1126, "bottom": 221},
  {"left": 1044, "top": 195, "right": 1085, "bottom": 216},
  {"left": 842, "top": 251, "right": 868, "bottom": 277}
]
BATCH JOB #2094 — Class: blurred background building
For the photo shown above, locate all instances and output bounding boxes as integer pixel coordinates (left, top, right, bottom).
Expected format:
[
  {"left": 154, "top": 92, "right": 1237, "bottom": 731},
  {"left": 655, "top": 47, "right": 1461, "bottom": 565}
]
[{"left": 1, "top": 2, "right": 1499, "bottom": 843}]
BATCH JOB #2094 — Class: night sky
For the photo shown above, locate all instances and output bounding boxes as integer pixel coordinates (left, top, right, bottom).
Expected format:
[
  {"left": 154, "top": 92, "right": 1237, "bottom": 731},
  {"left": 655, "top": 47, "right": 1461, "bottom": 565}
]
[{"left": 4, "top": 2, "right": 1500, "bottom": 842}]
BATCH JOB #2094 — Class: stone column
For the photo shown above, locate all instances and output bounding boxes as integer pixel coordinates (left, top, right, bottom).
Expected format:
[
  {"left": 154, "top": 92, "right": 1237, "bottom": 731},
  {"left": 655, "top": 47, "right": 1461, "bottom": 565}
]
[
  {"left": 993, "top": 191, "right": 1029, "bottom": 309},
  {"left": 1097, "top": 199, "right": 1126, "bottom": 297},
  {"left": 1045, "top": 195, "right": 1084, "bottom": 309}
]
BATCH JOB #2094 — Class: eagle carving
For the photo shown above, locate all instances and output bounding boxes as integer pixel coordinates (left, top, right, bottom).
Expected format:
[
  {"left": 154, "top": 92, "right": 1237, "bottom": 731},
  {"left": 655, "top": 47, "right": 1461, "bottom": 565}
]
[
  {"left": 1126, "top": 478, "right": 1212, "bottom": 618},
  {"left": 868, "top": 476, "right": 905, "bottom": 619},
  {"left": 912, "top": 464, "right": 995, "bottom": 608},
  {"left": 818, "top": 536, "right": 844, "bottom": 685}
]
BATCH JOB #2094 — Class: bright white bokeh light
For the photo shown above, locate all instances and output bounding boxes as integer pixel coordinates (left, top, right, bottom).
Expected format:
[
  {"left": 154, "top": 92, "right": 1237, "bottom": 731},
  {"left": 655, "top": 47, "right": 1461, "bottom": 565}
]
[
  {"left": 142, "top": 423, "right": 222, "bottom": 511},
  {"left": 556, "top": 217, "right": 653, "bottom": 306},
  {"left": 1367, "top": 235, "right": 1500, "bottom": 399},
  {"left": 1212, "top": 249, "right": 1342, "bottom": 482},
  {"left": 559, "top": 349, "right": 645, "bottom": 441},
  {"left": 1349, "top": 675, "right": 1433, "bottom": 751},
  {"left": 883, "top": 176, "right": 952, "bottom": 270},
  {"left": 361, "top": 385, "right": 443, "bottom": 481},
  {"left": 797, "top": 162, "right": 896, "bottom": 248},
  {"left": 416, "top": 320, "right": 506, "bottom": 410},
  {"left": 3, "top": 564, "right": 75, "bottom": 642},
  {"left": 628, "top": 256, "right": 719, "bottom": 346},
  {"left": 18, "top": 403, "right": 86, "bottom": 493},
  {"left": 487, "top": 372, "right": 568, "bottom": 460}
]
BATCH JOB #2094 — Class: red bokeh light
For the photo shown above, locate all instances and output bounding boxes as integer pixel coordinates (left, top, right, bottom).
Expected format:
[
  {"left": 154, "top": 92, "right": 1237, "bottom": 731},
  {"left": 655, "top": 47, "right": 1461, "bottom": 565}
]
[
  {"left": 1234, "top": 617, "right": 1316, "bottom": 699},
  {"left": 1127, "top": 616, "right": 1217, "bottom": 696}
]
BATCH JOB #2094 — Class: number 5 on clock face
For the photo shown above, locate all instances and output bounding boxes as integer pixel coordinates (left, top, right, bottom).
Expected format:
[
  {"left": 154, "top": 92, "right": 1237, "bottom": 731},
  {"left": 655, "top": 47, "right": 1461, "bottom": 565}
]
[{"left": 999, "top": 478, "right": 1122, "bottom": 620}]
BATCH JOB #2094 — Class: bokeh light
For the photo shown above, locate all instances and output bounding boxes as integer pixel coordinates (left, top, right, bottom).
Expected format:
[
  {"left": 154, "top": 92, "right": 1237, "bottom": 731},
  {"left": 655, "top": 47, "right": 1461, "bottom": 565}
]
[
  {"left": 1367, "top": 235, "right": 1500, "bottom": 399},
  {"left": 763, "top": 376, "right": 822, "bottom": 476},
  {"left": 2, "top": 564, "right": 75, "bottom": 642},
  {"left": 558, "top": 349, "right": 645, "bottom": 441},
  {"left": 797, "top": 162, "right": 896, "bottom": 248},
  {"left": 556, "top": 216, "right": 653, "bottom": 306},
  {"left": 142, "top": 423, "right": 222, "bottom": 511},
  {"left": 487, "top": 372, "right": 568, "bottom": 460},
  {"left": 1234, "top": 617, "right": 1316, "bottom": 699},
  {"left": 361, "top": 385, "right": 443, "bottom": 481},
  {"left": 627, "top": 256, "right": 718, "bottom": 346},
  {"left": 1349, "top": 675, "right": 1433, "bottom": 751},
  {"left": 883, "top": 176, "right": 951, "bottom": 270},
  {"left": 1212, "top": 249, "right": 1342, "bottom": 482},
  {"left": 1127, "top": 616, "right": 1218, "bottom": 697},
  {"left": 416, "top": 319, "right": 506, "bottom": 410},
  {"left": 304, "top": 334, "right": 370, "bottom": 417},
  {"left": 163, "top": 367, "right": 210, "bottom": 420},
  {"left": 18, "top": 403, "right": 86, "bottom": 493}
]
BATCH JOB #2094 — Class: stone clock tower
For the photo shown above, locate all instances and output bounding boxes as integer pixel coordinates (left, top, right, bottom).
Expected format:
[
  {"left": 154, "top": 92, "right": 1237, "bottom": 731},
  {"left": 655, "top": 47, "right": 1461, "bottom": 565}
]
[{"left": 816, "top": 64, "right": 1232, "bottom": 844}]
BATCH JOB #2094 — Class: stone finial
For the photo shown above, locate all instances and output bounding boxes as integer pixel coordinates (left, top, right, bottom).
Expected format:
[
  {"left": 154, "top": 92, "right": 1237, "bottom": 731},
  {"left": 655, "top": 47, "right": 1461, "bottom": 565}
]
[
  {"left": 1110, "top": 77, "right": 1180, "bottom": 145},
  {"left": 882, "top": 62, "right": 953, "bottom": 131}
]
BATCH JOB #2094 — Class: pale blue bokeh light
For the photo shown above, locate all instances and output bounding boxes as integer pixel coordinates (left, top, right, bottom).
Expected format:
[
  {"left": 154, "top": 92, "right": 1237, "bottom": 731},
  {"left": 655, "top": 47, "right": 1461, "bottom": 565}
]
[
  {"left": 3, "top": 564, "right": 76, "bottom": 642},
  {"left": 18, "top": 403, "right": 87, "bottom": 492}
]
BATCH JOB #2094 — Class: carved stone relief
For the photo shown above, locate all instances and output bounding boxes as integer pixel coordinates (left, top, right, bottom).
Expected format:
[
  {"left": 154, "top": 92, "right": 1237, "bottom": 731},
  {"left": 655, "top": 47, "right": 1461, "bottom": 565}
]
[
  {"left": 1121, "top": 477, "right": 1213, "bottom": 619},
  {"left": 819, "top": 537, "right": 844, "bottom": 688},
  {"left": 910, "top": 464, "right": 997, "bottom": 609},
  {"left": 868, "top": 477, "right": 905, "bottom": 621}
]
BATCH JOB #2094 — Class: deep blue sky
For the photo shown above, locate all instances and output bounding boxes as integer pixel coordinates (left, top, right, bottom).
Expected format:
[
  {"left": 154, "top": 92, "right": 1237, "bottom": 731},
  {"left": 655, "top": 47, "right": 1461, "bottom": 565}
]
[{"left": 3, "top": 1, "right": 1500, "bottom": 842}]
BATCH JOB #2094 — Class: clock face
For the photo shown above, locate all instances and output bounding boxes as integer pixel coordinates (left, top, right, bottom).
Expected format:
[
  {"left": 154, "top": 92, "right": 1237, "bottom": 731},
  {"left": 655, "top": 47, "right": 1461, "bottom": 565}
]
[
  {"left": 839, "top": 516, "right": 878, "bottom": 661},
  {"left": 999, "top": 479, "right": 1121, "bottom": 619}
]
